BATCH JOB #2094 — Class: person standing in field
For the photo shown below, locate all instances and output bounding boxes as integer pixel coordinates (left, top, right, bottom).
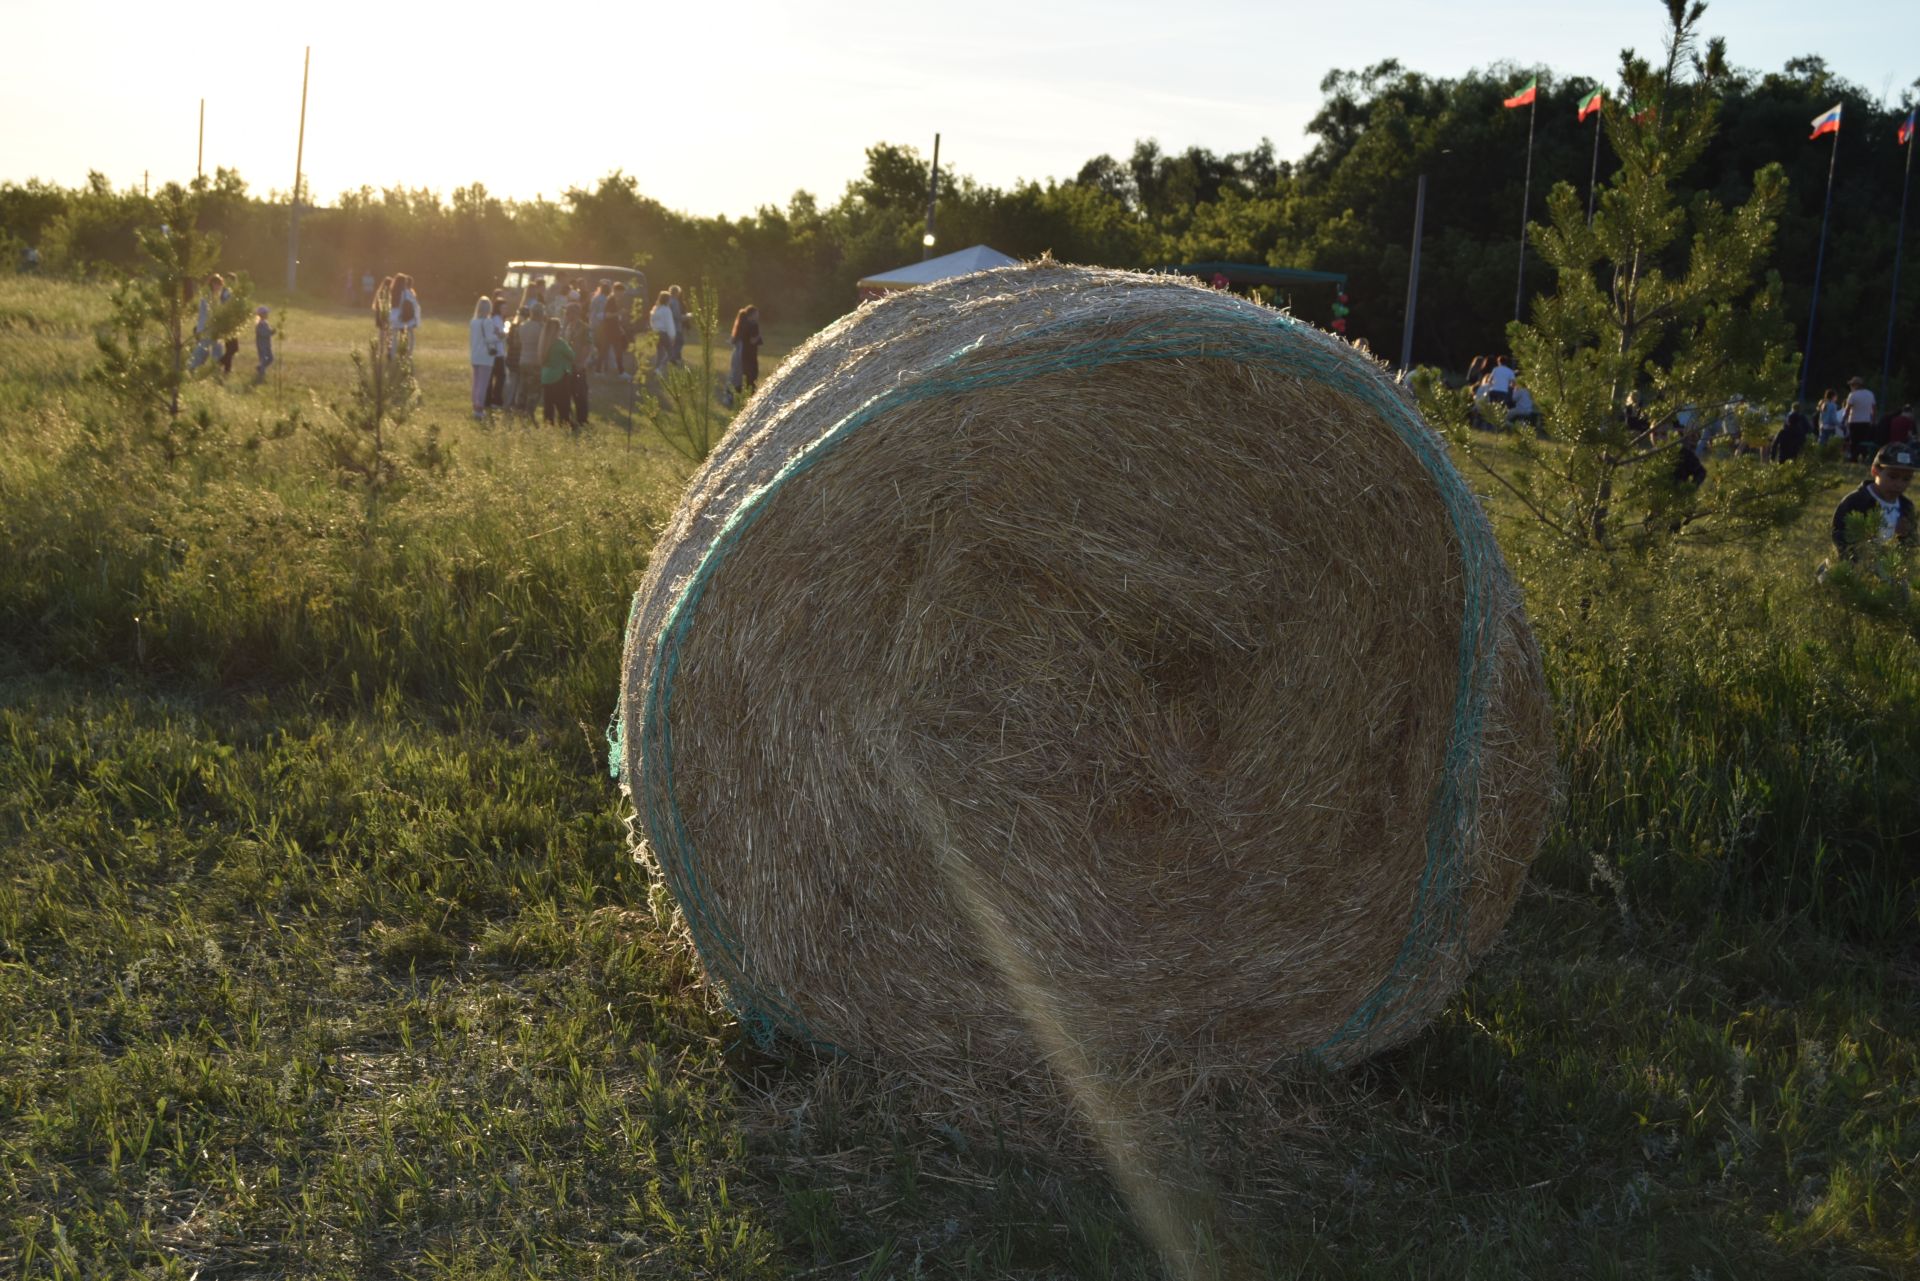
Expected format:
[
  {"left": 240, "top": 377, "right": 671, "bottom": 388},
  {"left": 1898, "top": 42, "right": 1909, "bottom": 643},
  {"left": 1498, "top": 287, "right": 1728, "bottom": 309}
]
[
  {"left": 374, "top": 275, "right": 395, "bottom": 354},
  {"left": 602, "top": 283, "right": 631, "bottom": 378},
  {"left": 218, "top": 274, "right": 241, "bottom": 376},
  {"left": 1843, "top": 376, "right": 1878, "bottom": 463},
  {"left": 731, "top": 305, "right": 763, "bottom": 394},
  {"left": 539, "top": 316, "right": 576, "bottom": 428},
  {"left": 391, "top": 274, "right": 422, "bottom": 359},
  {"left": 1884, "top": 403, "right": 1916, "bottom": 447},
  {"left": 1817, "top": 388, "right": 1845, "bottom": 447},
  {"left": 588, "top": 281, "right": 610, "bottom": 372},
  {"left": 468, "top": 296, "right": 500, "bottom": 420},
  {"left": 189, "top": 273, "right": 224, "bottom": 371},
  {"left": 649, "top": 290, "right": 676, "bottom": 375},
  {"left": 1832, "top": 441, "right": 1918, "bottom": 556},
  {"left": 486, "top": 292, "right": 509, "bottom": 408},
  {"left": 252, "top": 305, "right": 274, "bottom": 383},
  {"left": 1767, "top": 402, "right": 1815, "bottom": 463},
  {"left": 667, "top": 285, "right": 688, "bottom": 365},
  {"left": 516, "top": 306, "right": 544, "bottom": 415},
  {"left": 564, "top": 302, "right": 592, "bottom": 427}
]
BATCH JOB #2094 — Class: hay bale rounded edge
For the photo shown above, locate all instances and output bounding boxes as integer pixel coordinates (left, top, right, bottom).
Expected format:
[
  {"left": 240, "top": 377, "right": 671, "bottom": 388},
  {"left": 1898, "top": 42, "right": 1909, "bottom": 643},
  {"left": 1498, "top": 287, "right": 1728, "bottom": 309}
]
[{"left": 613, "top": 262, "right": 1554, "bottom": 1099}]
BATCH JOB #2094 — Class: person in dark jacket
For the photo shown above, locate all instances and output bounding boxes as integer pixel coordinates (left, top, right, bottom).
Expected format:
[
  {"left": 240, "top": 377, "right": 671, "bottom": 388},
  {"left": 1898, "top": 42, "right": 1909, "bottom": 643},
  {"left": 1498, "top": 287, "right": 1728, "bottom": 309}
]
[
  {"left": 1832, "top": 441, "right": 1918, "bottom": 557},
  {"left": 1672, "top": 427, "right": 1707, "bottom": 488},
  {"left": 1767, "top": 403, "right": 1815, "bottom": 463}
]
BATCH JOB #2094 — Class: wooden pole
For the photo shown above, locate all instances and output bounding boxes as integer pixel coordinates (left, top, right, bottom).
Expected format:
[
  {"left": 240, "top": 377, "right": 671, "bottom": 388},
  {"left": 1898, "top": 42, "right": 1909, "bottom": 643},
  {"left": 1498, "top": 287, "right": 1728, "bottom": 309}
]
[
  {"left": 1399, "top": 173, "right": 1427, "bottom": 370},
  {"left": 286, "top": 47, "right": 310, "bottom": 293},
  {"left": 922, "top": 132, "right": 941, "bottom": 260}
]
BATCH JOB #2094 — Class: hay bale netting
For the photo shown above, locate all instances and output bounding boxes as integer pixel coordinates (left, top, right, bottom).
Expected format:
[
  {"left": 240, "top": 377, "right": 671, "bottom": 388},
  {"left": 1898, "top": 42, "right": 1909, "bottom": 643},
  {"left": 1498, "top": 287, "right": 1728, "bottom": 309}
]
[{"left": 613, "top": 262, "right": 1554, "bottom": 1103}]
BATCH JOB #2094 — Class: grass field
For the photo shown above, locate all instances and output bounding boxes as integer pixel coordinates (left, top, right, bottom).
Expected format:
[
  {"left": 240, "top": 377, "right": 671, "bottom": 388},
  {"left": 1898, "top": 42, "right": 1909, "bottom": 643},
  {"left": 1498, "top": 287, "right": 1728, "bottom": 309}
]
[{"left": 1, "top": 274, "right": 1916, "bottom": 1279}]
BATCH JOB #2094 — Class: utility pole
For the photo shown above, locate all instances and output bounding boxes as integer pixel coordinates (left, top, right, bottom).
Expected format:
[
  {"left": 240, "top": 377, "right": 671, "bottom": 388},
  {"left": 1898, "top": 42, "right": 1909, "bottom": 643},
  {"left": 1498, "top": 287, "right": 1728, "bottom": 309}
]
[
  {"left": 286, "top": 46, "right": 310, "bottom": 294},
  {"left": 1399, "top": 173, "right": 1427, "bottom": 370},
  {"left": 922, "top": 132, "right": 941, "bottom": 260}
]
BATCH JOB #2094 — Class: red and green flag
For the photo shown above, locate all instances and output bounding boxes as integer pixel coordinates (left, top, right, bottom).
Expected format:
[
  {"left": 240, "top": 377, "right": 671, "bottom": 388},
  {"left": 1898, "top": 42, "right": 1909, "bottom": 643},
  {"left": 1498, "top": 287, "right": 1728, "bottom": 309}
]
[
  {"left": 1503, "top": 78, "right": 1538, "bottom": 109},
  {"left": 1578, "top": 90, "right": 1603, "bottom": 122}
]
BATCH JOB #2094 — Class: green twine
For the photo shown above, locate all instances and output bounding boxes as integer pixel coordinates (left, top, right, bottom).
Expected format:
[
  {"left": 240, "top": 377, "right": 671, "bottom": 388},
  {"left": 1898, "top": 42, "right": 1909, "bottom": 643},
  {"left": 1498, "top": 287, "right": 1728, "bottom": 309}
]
[{"left": 614, "top": 308, "right": 1500, "bottom": 1058}]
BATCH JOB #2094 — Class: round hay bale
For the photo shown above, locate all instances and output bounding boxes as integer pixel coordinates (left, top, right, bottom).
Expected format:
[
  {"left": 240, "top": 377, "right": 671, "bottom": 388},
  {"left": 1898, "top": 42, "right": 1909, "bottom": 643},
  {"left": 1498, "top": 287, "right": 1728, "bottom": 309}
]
[{"left": 613, "top": 262, "right": 1554, "bottom": 1104}]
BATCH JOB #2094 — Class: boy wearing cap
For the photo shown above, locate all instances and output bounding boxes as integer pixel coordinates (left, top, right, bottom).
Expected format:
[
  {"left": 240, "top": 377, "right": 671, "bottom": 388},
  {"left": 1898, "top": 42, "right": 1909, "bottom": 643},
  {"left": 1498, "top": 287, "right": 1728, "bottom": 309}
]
[{"left": 1831, "top": 441, "right": 1918, "bottom": 557}]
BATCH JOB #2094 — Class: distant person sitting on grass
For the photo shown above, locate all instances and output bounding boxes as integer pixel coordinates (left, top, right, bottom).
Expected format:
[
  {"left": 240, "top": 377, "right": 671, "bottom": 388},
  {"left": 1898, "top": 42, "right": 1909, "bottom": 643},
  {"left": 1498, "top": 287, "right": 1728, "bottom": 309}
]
[
  {"left": 1831, "top": 441, "right": 1918, "bottom": 559},
  {"left": 252, "top": 306, "right": 274, "bottom": 383}
]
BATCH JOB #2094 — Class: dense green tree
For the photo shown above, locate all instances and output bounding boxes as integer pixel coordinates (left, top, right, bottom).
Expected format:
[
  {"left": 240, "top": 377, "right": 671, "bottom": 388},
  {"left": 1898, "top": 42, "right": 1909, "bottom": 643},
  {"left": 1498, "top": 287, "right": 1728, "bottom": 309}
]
[
  {"left": 1423, "top": 0, "right": 1813, "bottom": 556},
  {"left": 92, "top": 184, "right": 253, "bottom": 458}
]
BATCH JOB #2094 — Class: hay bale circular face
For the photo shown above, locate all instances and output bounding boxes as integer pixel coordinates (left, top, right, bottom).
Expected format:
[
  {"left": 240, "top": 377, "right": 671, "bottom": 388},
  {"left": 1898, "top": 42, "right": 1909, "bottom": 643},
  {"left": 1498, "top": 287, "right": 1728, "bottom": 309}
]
[{"left": 614, "top": 263, "right": 1553, "bottom": 1096}]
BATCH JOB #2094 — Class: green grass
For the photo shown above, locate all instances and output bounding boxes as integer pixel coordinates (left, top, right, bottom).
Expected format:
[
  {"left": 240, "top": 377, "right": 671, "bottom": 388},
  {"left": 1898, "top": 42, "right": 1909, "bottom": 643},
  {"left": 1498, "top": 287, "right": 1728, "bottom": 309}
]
[{"left": 1, "top": 274, "right": 1916, "bottom": 1278}]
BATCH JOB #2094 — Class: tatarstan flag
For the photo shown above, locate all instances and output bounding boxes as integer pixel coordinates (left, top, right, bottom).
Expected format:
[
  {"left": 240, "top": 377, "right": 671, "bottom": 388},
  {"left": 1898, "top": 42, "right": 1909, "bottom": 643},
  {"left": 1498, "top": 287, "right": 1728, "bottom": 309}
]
[
  {"left": 1578, "top": 90, "right": 1603, "bottom": 122},
  {"left": 1504, "top": 78, "right": 1538, "bottom": 109}
]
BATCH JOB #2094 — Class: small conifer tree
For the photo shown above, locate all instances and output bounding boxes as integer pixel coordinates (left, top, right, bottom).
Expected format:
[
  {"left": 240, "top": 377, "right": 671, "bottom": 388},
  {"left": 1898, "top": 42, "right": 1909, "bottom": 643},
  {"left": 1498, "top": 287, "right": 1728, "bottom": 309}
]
[
  {"left": 315, "top": 276, "right": 419, "bottom": 499},
  {"left": 93, "top": 183, "right": 252, "bottom": 459},
  {"left": 1421, "top": 0, "right": 1813, "bottom": 556}
]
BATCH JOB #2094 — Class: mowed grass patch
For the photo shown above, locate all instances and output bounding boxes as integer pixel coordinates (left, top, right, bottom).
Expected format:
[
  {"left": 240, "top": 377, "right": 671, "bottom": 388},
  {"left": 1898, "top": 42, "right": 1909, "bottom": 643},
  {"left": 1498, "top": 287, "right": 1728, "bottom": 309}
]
[
  {"left": 0, "top": 682, "right": 776, "bottom": 1279},
  {"left": 0, "top": 275, "right": 1916, "bottom": 1277}
]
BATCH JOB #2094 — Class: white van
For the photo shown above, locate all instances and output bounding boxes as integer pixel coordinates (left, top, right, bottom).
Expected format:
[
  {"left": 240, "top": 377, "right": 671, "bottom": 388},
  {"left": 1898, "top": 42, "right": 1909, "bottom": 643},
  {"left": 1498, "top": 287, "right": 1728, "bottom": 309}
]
[{"left": 499, "top": 261, "right": 647, "bottom": 312}]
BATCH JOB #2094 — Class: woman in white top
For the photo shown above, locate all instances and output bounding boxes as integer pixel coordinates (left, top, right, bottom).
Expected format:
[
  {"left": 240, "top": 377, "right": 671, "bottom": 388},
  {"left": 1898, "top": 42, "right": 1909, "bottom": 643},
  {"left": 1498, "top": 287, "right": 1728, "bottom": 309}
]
[
  {"left": 467, "top": 296, "right": 499, "bottom": 418},
  {"left": 390, "top": 273, "right": 423, "bottom": 359},
  {"left": 648, "top": 290, "right": 677, "bottom": 374}
]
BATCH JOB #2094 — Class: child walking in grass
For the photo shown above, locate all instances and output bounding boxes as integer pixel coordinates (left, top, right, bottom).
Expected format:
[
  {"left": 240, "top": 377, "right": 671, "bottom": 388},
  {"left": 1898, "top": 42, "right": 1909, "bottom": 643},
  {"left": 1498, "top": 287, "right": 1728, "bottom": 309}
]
[{"left": 252, "top": 306, "right": 274, "bottom": 383}]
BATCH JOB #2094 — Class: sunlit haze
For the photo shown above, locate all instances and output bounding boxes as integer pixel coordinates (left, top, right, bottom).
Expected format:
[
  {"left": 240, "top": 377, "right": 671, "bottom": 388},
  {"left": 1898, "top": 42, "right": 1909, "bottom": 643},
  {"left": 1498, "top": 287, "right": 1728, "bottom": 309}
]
[{"left": 8, "top": 0, "right": 1913, "bottom": 217}]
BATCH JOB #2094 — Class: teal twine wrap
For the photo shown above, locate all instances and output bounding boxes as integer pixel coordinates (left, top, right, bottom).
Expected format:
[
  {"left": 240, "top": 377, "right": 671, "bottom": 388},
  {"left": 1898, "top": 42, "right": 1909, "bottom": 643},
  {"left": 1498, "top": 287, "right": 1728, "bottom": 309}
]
[
  {"left": 606, "top": 590, "right": 640, "bottom": 780},
  {"left": 617, "top": 308, "right": 1501, "bottom": 1058}
]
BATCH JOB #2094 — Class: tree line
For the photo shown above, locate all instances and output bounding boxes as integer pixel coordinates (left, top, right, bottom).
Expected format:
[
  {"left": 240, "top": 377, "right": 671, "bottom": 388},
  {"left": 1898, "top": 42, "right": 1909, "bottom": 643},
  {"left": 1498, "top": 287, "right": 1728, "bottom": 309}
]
[{"left": 4, "top": 49, "right": 1914, "bottom": 397}]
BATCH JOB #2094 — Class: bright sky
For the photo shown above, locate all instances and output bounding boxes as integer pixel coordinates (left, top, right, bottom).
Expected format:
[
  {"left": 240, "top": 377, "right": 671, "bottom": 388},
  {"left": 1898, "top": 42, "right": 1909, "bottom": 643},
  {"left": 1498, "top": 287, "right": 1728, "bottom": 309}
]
[{"left": 5, "top": 0, "right": 1913, "bottom": 218}]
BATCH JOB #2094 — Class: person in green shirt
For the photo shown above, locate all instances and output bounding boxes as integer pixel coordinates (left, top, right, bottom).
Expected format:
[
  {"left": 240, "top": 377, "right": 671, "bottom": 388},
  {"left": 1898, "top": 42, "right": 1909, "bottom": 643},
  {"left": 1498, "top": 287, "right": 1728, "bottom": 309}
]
[{"left": 539, "top": 317, "right": 575, "bottom": 427}]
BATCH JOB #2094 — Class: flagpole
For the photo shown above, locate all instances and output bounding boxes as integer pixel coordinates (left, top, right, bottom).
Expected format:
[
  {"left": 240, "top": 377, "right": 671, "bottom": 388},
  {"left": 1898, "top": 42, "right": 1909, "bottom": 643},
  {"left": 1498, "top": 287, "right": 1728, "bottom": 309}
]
[
  {"left": 1586, "top": 107, "right": 1603, "bottom": 225},
  {"left": 1880, "top": 124, "right": 1914, "bottom": 409},
  {"left": 1515, "top": 92, "right": 1537, "bottom": 323},
  {"left": 1799, "top": 125, "right": 1841, "bottom": 404}
]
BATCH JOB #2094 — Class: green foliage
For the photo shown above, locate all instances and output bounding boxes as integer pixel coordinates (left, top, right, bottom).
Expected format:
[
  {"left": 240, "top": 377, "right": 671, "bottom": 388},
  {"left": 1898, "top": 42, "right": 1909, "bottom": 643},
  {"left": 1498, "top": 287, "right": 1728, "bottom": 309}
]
[
  {"left": 643, "top": 279, "right": 735, "bottom": 466},
  {"left": 2, "top": 275, "right": 1917, "bottom": 1277},
  {"left": 90, "top": 184, "right": 253, "bottom": 459},
  {"left": 1421, "top": 0, "right": 1815, "bottom": 555},
  {"left": 314, "top": 287, "right": 420, "bottom": 499}
]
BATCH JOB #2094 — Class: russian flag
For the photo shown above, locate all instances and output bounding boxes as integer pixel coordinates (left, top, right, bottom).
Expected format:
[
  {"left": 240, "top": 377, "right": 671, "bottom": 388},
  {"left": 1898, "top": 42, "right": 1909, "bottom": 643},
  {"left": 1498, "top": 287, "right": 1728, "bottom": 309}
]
[
  {"left": 1809, "top": 102, "right": 1842, "bottom": 140},
  {"left": 1901, "top": 108, "right": 1915, "bottom": 147}
]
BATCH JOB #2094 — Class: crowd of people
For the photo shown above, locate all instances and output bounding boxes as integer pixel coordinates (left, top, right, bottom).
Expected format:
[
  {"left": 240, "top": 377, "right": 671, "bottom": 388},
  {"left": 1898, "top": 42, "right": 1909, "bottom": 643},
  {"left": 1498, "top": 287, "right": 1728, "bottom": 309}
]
[
  {"left": 364, "top": 271, "right": 765, "bottom": 431},
  {"left": 1453, "top": 352, "right": 1916, "bottom": 559}
]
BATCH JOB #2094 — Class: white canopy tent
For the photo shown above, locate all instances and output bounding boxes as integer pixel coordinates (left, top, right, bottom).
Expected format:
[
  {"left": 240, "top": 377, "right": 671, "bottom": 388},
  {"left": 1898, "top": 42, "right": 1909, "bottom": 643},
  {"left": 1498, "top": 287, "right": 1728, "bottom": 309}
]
[{"left": 856, "top": 244, "right": 1019, "bottom": 294}]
